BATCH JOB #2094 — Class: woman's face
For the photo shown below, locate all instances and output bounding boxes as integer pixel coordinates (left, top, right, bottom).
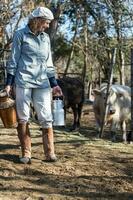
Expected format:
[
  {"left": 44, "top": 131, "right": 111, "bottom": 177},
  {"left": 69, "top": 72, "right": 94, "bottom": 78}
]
[{"left": 36, "top": 18, "right": 51, "bottom": 33}]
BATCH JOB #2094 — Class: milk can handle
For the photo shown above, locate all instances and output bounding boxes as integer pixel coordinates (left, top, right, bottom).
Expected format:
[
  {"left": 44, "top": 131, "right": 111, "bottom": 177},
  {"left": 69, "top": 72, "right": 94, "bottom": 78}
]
[{"left": 53, "top": 95, "right": 64, "bottom": 100}]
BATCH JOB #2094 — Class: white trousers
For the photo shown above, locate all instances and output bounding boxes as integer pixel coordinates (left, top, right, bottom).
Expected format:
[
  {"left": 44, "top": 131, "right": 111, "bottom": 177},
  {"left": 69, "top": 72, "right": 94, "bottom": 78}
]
[{"left": 15, "top": 86, "right": 53, "bottom": 128}]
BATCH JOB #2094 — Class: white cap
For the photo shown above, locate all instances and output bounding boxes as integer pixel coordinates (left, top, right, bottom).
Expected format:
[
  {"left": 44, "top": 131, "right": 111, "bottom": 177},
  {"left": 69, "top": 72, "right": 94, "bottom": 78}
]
[{"left": 29, "top": 7, "right": 54, "bottom": 20}]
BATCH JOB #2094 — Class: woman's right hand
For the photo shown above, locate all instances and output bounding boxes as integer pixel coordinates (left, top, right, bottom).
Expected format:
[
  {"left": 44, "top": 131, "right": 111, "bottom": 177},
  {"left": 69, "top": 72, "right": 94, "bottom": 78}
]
[{"left": 52, "top": 85, "right": 63, "bottom": 96}]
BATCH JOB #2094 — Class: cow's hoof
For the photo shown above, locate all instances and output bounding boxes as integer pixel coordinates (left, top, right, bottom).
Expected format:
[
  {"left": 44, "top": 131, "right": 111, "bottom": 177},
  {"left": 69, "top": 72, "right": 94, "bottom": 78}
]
[
  {"left": 129, "top": 141, "right": 133, "bottom": 144},
  {"left": 123, "top": 140, "right": 128, "bottom": 144},
  {"left": 96, "top": 134, "right": 100, "bottom": 138},
  {"left": 111, "top": 139, "right": 116, "bottom": 143},
  {"left": 70, "top": 127, "right": 79, "bottom": 132}
]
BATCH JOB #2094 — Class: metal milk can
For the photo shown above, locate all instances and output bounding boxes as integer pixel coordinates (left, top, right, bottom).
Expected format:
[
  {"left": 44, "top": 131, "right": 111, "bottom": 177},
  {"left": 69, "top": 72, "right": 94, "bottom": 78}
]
[{"left": 53, "top": 96, "right": 65, "bottom": 126}]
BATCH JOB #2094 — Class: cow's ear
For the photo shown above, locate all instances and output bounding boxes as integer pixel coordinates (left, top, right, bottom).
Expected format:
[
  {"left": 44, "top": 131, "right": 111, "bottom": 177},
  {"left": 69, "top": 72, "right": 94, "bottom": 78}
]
[{"left": 92, "top": 89, "right": 101, "bottom": 96}]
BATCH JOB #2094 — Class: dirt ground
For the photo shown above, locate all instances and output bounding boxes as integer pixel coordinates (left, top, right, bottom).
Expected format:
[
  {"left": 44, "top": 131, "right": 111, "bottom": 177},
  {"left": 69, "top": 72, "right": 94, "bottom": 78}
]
[{"left": 0, "top": 104, "right": 133, "bottom": 200}]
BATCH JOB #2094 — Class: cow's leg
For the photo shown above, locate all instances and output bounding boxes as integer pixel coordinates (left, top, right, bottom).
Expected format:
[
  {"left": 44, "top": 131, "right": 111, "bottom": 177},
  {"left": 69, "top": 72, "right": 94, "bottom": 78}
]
[
  {"left": 70, "top": 105, "right": 78, "bottom": 131},
  {"left": 77, "top": 102, "right": 83, "bottom": 128},
  {"left": 121, "top": 121, "right": 127, "bottom": 143},
  {"left": 94, "top": 114, "right": 102, "bottom": 138},
  {"left": 110, "top": 122, "right": 117, "bottom": 142},
  {"left": 64, "top": 107, "right": 67, "bottom": 126},
  {"left": 93, "top": 106, "right": 103, "bottom": 137},
  {"left": 127, "top": 131, "right": 133, "bottom": 144},
  {"left": 97, "top": 125, "right": 101, "bottom": 138}
]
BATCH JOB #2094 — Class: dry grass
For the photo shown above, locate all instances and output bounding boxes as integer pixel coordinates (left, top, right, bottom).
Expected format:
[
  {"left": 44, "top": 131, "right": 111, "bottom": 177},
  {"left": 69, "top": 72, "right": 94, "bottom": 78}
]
[{"left": 0, "top": 104, "right": 133, "bottom": 200}]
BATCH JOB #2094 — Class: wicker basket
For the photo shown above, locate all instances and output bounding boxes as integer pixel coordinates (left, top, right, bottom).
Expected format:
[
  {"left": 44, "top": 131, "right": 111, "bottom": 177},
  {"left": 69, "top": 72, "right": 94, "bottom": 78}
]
[{"left": 0, "top": 90, "right": 17, "bottom": 128}]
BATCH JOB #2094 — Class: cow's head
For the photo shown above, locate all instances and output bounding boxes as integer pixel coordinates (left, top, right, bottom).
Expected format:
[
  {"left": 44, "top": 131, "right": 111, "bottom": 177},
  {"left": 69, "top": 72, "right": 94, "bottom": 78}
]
[{"left": 93, "top": 88, "right": 119, "bottom": 119}]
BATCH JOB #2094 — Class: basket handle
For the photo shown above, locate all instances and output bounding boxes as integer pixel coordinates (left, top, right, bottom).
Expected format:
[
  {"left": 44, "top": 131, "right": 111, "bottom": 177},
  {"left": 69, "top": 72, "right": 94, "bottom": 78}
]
[{"left": 1, "top": 89, "right": 10, "bottom": 97}]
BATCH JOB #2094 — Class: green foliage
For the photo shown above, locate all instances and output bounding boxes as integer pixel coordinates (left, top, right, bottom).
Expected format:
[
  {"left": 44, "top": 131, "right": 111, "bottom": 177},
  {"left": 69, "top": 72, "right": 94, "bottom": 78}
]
[{"left": 53, "top": 35, "right": 71, "bottom": 61}]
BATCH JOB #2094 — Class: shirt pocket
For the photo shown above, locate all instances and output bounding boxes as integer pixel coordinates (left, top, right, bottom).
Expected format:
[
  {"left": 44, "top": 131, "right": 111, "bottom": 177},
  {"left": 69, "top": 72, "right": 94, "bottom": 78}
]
[
  {"left": 39, "top": 40, "right": 49, "bottom": 59},
  {"left": 22, "top": 43, "right": 37, "bottom": 54},
  {"left": 22, "top": 37, "right": 37, "bottom": 54}
]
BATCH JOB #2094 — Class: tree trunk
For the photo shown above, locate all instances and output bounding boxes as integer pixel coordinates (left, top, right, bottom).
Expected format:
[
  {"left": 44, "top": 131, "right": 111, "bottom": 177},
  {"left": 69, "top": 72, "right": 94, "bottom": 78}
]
[
  {"left": 118, "top": 50, "right": 125, "bottom": 85},
  {"left": 130, "top": 49, "right": 133, "bottom": 142},
  {"left": 82, "top": 12, "right": 88, "bottom": 86},
  {"left": 63, "top": 12, "right": 79, "bottom": 76},
  {"left": 48, "top": 5, "right": 61, "bottom": 42},
  {"left": 46, "top": 4, "right": 63, "bottom": 44}
]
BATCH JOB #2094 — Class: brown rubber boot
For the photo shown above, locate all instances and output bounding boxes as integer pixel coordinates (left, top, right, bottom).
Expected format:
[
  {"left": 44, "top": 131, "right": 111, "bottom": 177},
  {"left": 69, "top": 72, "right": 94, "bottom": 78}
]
[
  {"left": 42, "top": 128, "right": 57, "bottom": 162},
  {"left": 17, "top": 123, "right": 31, "bottom": 164}
]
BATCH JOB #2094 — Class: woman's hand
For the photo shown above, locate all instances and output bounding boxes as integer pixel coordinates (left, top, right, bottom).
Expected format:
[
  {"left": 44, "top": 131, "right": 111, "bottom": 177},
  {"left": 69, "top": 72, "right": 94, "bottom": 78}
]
[
  {"left": 4, "top": 85, "right": 12, "bottom": 96},
  {"left": 52, "top": 85, "right": 63, "bottom": 96}
]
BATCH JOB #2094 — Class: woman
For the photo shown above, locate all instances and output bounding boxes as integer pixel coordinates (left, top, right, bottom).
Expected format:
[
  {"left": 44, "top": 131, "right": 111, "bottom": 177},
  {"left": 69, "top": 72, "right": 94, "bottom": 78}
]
[{"left": 5, "top": 7, "right": 62, "bottom": 164}]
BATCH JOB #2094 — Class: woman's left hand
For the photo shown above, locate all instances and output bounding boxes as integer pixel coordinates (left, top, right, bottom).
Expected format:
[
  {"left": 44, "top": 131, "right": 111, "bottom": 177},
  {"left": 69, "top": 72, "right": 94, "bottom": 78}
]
[
  {"left": 52, "top": 85, "right": 63, "bottom": 96},
  {"left": 4, "top": 85, "right": 12, "bottom": 96}
]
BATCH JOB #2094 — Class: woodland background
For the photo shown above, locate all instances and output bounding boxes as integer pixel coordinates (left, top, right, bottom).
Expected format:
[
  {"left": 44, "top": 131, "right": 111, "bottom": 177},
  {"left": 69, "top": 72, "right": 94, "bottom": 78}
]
[{"left": 0, "top": 0, "right": 133, "bottom": 93}]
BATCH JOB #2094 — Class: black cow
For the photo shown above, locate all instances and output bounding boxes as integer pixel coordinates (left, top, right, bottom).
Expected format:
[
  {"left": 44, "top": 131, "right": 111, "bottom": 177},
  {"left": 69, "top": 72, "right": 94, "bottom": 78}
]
[{"left": 57, "top": 76, "right": 84, "bottom": 131}]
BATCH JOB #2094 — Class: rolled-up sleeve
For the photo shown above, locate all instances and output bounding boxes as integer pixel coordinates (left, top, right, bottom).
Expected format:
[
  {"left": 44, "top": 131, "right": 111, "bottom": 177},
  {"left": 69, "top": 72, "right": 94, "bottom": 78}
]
[{"left": 7, "top": 31, "right": 22, "bottom": 76}]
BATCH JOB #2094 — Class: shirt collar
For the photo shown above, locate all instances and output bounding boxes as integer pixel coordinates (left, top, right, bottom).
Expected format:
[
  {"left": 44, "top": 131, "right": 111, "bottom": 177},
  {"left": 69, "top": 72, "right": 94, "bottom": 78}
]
[
  {"left": 24, "top": 25, "right": 45, "bottom": 36},
  {"left": 24, "top": 25, "right": 33, "bottom": 34}
]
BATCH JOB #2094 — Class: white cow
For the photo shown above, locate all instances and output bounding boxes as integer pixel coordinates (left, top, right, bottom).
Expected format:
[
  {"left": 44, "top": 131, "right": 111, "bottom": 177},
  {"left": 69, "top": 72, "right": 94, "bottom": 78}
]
[{"left": 93, "top": 84, "right": 131, "bottom": 142}]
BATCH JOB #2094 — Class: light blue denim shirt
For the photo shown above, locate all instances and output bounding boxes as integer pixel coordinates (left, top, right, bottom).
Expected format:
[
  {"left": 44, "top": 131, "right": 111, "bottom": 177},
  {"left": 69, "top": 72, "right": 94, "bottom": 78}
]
[{"left": 7, "top": 25, "right": 56, "bottom": 88}]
